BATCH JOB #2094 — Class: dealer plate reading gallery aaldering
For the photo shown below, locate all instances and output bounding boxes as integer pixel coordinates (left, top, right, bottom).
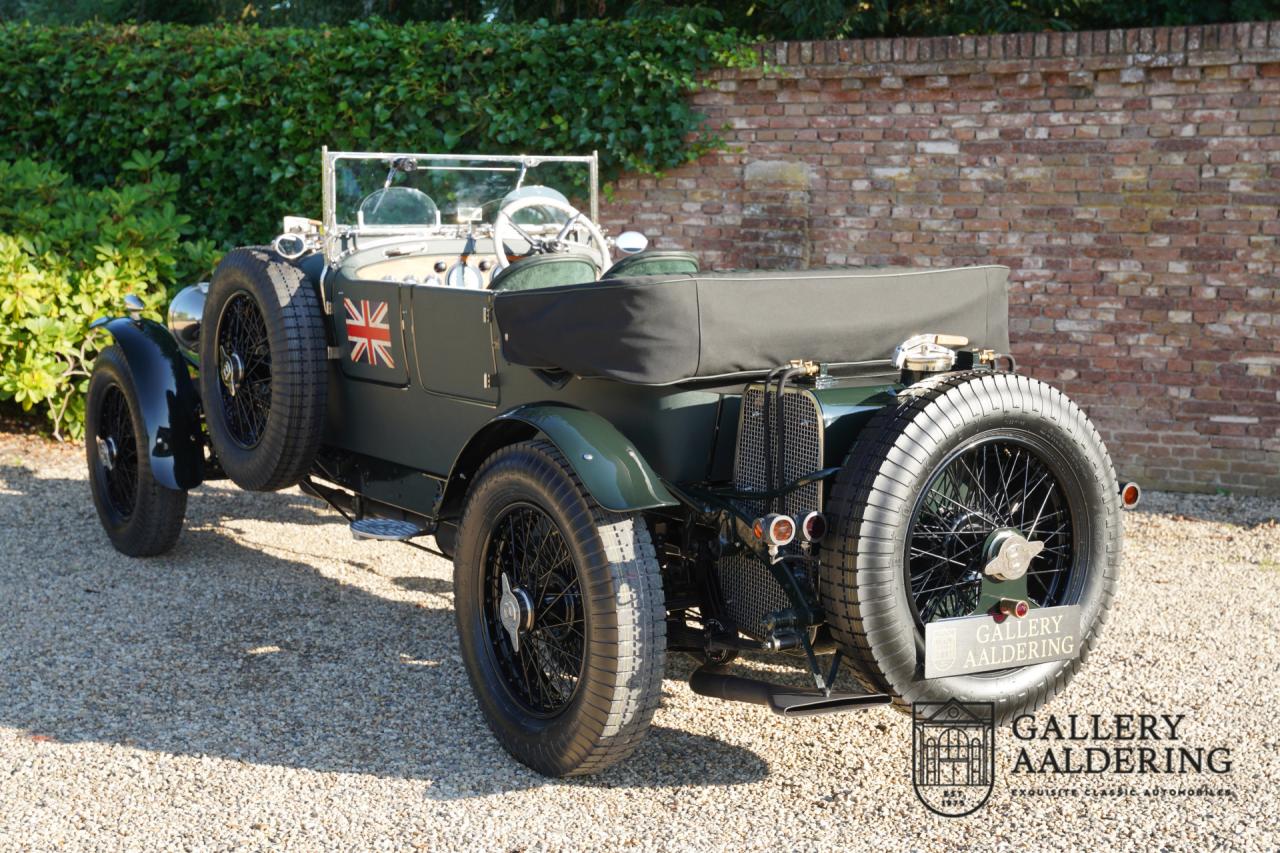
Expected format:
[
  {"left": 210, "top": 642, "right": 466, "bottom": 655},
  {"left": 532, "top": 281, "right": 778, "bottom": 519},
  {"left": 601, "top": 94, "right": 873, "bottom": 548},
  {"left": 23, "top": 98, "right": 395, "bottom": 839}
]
[{"left": 924, "top": 604, "right": 1082, "bottom": 679}]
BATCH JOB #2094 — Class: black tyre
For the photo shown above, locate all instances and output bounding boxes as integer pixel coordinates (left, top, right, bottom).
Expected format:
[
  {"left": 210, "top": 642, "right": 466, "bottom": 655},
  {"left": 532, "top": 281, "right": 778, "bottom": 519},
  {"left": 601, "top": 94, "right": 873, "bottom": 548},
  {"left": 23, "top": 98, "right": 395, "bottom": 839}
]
[
  {"left": 818, "top": 371, "right": 1122, "bottom": 722},
  {"left": 86, "top": 346, "right": 187, "bottom": 557},
  {"left": 454, "top": 440, "right": 666, "bottom": 777},
  {"left": 199, "top": 247, "right": 327, "bottom": 492}
]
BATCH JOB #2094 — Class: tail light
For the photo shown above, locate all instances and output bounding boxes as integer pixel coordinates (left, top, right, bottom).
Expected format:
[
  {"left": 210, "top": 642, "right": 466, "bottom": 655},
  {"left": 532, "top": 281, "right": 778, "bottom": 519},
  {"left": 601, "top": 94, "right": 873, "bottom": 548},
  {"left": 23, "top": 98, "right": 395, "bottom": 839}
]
[
  {"left": 753, "top": 514, "right": 796, "bottom": 548},
  {"left": 998, "top": 598, "right": 1030, "bottom": 619},
  {"left": 800, "top": 511, "right": 827, "bottom": 543}
]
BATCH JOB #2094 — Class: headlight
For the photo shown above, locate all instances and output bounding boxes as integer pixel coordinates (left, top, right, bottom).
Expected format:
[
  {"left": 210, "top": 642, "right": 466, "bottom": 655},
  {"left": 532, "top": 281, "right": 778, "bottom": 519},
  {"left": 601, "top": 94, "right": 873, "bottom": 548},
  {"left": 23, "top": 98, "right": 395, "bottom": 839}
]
[{"left": 167, "top": 282, "right": 208, "bottom": 355}]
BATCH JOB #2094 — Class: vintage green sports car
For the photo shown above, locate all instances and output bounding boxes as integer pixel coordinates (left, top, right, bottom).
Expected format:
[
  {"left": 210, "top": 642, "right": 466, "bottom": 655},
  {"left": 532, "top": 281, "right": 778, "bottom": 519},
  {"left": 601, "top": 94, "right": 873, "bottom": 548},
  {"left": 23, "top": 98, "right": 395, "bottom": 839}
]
[{"left": 86, "top": 150, "right": 1138, "bottom": 777}]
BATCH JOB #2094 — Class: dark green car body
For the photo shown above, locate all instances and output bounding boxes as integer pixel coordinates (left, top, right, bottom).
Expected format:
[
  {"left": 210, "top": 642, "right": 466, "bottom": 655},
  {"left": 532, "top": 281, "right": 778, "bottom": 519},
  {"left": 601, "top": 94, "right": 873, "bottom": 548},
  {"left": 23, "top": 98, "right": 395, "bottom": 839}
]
[{"left": 313, "top": 240, "right": 900, "bottom": 534}]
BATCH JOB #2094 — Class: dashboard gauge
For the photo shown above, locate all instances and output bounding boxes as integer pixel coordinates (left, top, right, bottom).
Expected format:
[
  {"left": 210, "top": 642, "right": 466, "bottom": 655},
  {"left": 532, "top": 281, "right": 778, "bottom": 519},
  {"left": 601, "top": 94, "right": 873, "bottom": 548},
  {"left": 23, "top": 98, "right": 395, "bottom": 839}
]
[{"left": 446, "top": 261, "right": 484, "bottom": 289}]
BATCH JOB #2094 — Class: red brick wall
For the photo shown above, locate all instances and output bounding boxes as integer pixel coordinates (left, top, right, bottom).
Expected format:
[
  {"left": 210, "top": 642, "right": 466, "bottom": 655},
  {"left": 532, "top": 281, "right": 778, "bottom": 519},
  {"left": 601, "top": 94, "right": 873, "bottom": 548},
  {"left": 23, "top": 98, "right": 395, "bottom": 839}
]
[{"left": 601, "top": 23, "right": 1280, "bottom": 495}]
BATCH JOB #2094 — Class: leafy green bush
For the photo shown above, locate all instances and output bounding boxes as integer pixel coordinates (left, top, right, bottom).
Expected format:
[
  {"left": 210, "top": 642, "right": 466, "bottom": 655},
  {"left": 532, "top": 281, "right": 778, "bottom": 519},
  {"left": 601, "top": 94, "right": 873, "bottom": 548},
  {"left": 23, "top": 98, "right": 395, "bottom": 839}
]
[
  {"left": 0, "top": 157, "right": 219, "bottom": 439},
  {"left": 0, "top": 19, "right": 756, "bottom": 247},
  {"left": 5, "top": 0, "right": 1270, "bottom": 39}
]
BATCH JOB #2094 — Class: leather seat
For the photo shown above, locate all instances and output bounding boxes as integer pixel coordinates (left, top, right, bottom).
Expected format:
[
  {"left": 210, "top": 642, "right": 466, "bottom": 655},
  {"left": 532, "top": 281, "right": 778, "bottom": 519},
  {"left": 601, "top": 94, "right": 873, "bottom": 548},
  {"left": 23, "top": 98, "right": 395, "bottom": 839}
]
[
  {"left": 488, "top": 254, "right": 599, "bottom": 292},
  {"left": 601, "top": 250, "right": 699, "bottom": 279}
]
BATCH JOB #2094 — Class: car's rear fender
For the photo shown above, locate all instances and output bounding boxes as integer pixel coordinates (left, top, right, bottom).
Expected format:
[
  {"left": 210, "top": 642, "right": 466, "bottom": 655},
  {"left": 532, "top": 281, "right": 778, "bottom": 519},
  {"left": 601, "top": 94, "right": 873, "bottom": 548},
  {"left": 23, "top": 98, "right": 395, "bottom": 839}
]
[
  {"left": 92, "top": 317, "right": 203, "bottom": 490},
  {"left": 440, "top": 404, "right": 678, "bottom": 518}
]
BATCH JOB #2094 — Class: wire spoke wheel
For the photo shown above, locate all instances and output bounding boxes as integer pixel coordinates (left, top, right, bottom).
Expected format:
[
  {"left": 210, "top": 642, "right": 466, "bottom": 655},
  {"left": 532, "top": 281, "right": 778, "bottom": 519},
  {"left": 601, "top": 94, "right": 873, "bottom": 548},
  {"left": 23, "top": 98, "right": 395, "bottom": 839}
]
[
  {"left": 482, "top": 502, "right": 585, "bottom": 716},
  {"left": 214, "top": 291, "right": 272, "bottom": 449},
  {"left": 85, "top": 346, "right": 188, "bottom": 557},
  {"left": 97, "top": 384, "right": 139, "bottom": 519},
  {"left": 820, "top": 373, "right": 1120, "bottom": 721},
  {"left": 906, "top": 436, "right": 1077, "bottom": 629}
]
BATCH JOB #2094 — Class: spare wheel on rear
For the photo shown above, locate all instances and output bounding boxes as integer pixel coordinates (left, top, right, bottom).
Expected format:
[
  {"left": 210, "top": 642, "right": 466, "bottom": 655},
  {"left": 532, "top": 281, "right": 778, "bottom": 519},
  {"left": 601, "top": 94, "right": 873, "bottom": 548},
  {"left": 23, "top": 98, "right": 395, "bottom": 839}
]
[{"left": 199, "top": 247, "right": 328, "bottom": 492}]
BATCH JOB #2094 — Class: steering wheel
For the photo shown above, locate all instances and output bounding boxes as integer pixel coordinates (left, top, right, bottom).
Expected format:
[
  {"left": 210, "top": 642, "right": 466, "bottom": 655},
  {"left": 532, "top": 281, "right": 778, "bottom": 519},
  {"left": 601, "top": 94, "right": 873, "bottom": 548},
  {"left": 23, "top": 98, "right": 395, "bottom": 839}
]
[{"left": 493, "top": 195, "right": 610, "bottom": 274}]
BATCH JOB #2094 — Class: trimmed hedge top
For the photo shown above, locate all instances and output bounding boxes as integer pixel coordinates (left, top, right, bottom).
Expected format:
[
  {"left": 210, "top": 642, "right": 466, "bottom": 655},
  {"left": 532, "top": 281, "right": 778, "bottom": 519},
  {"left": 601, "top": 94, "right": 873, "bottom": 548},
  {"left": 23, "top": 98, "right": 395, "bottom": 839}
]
[{"left": 0, "top": 19, "right": 754, "bottom": 246}]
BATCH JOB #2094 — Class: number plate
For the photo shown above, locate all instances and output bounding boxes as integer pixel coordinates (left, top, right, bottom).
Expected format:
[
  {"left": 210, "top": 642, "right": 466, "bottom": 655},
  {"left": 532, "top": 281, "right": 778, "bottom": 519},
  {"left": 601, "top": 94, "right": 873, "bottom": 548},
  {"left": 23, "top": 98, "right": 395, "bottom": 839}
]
[{"left": 924, "top": 605, "right": 1082, "bottom": 679}]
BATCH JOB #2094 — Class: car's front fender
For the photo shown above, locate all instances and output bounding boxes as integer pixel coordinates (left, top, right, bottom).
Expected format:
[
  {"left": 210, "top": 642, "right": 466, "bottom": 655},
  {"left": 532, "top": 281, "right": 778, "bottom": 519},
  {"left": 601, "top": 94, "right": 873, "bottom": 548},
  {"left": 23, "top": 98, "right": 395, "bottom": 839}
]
[
  {"left": 93, "top": 317, "right": 203, "bottom": 490},
  {"left": 442, "top": 404, "right": 678, "bottom": 517}
]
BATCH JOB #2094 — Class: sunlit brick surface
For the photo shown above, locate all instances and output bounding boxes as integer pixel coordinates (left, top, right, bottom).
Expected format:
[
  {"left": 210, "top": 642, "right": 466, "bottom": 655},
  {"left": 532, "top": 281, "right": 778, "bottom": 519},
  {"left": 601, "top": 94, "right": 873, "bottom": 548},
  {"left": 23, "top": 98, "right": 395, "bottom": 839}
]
[{"left": 601, "top": 24, "right": 1280, "bottom": 494}]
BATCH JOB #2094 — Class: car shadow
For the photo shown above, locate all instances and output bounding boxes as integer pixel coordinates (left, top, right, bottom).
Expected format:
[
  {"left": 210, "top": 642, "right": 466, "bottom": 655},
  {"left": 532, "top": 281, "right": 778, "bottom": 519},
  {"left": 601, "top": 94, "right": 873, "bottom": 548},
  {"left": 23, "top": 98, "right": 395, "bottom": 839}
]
[
  {"left": 0, "top": 464, "right": 768, "bottom": 793},
  {"left": 392, "top": 575, "right": 453, "bottom": 594}
]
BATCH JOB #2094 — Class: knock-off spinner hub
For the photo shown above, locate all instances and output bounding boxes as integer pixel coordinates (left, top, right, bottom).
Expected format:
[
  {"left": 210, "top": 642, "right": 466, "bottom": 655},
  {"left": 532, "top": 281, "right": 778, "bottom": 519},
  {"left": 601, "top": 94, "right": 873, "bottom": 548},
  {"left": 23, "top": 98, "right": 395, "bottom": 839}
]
[
  {"left": 220, "top": 351, "right": 245, "bottom": 397},
  {"left": 499, "top": 572, "right": 535, "bottom": 653},
  {"left": 96, "top": 436, "right": 118, "bottom": 472},
  {"left": 983, "top": 529, "right": 1045, "bottom": 582}
]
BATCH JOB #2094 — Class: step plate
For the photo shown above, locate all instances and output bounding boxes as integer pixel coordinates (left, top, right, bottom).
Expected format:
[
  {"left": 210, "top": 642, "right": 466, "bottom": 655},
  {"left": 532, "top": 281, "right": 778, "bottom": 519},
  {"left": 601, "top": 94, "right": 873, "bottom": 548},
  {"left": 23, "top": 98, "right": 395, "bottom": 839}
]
[{"left": 350, "top": 518, "right": 424, "bottom": 541}]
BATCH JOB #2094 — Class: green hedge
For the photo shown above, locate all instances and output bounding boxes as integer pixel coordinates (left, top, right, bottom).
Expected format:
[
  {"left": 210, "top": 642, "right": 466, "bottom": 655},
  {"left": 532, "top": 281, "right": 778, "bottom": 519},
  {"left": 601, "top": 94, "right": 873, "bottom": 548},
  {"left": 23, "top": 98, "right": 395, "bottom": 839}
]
[
  {"left": 0, "top": 158, "right": 220, "bottom": 439},
  {"left": 0, "top": 19, "right": 755, "bottom": 247}
]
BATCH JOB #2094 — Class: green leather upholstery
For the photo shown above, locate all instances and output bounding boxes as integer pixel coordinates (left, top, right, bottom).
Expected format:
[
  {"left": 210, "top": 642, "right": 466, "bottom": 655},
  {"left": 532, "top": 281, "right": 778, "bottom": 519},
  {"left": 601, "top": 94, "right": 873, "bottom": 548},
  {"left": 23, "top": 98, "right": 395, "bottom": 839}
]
[
  {"left": 488, "top": 255, "right": 599, "bottom": 292},
  {"left": 602, "top": 250, "right": 700, "bottom": 279}
]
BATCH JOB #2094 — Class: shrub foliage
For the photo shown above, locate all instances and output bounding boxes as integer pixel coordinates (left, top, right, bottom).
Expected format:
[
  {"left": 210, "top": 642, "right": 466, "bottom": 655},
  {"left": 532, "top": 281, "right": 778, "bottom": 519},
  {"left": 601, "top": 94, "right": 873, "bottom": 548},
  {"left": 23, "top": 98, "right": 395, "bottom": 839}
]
[
  {"left": 4, "top": 0, "right": 1271, "bottom": 39},
  {"left": 0, "top": 19, "right": 756, "bottom": 247},
  {"left": 0, "top": 157, "right": 219, "bottom": 438}
]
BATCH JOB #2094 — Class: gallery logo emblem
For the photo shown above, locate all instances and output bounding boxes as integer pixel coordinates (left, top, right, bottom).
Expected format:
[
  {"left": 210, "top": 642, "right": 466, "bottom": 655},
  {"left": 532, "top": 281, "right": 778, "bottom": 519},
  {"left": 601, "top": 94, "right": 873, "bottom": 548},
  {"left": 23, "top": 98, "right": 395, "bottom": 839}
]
[
  {"left": 912, "top": 699, "right": 995, "bottom": 817},
  {"left": 930, "top": 623, "right": 957, "bottom": 673}
]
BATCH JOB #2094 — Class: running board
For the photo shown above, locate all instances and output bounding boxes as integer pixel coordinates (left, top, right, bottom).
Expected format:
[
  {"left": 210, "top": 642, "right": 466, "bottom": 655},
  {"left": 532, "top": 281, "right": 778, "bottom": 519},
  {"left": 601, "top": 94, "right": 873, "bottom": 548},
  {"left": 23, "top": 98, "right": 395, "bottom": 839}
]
[{"left": 689, "top": 667, "right": 891, "bottom": 717}]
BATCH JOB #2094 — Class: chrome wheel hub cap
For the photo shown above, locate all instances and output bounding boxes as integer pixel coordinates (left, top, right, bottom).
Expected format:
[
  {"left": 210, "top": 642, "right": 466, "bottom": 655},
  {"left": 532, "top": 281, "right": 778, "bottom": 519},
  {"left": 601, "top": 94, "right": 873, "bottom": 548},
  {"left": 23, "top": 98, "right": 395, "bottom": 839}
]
[
  {"left": 983, "top": 529, "right": 1045, "bottom": 582},
  {"left": 96, "top": 436, "right": 117, "bottom": 472},
  {"left": 498, "top": 572, "right": 534, "bottom": 653},
  {"left": 219, "top": 349, "right": 244, "bottom": 397}
]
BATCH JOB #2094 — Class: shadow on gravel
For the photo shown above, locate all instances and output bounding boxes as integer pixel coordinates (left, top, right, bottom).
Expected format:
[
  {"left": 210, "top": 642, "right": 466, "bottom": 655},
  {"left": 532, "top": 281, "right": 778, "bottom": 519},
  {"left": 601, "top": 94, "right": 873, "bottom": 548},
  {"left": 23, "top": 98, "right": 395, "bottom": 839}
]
[
  {"left": 0, "top": 465, "right": 768, "bottom": 792},
  {"left": 392, "top": 576, "right": 453, "bottom": 594}
]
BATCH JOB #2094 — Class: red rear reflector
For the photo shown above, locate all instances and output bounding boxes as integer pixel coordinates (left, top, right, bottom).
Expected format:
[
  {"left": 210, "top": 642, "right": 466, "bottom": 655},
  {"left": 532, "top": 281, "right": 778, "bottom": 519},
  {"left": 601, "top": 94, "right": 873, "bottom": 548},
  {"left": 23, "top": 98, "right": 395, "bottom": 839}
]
[
  {"left": 1120, "top": 482, "right": 1142, "bottom": 509},
  {"left": 998, "top": 598, "right": 1030, "bottom": 619},
  {"left": 801, "top": 511, "right": 827, "bottom": 543}
]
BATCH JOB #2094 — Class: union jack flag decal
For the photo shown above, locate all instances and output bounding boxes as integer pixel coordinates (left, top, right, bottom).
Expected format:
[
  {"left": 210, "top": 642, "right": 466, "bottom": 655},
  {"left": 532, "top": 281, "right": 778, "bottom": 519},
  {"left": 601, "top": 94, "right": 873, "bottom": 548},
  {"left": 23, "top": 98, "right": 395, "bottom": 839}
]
[{"left": 343, "top": 298, "right": 395, "bottom": 368}]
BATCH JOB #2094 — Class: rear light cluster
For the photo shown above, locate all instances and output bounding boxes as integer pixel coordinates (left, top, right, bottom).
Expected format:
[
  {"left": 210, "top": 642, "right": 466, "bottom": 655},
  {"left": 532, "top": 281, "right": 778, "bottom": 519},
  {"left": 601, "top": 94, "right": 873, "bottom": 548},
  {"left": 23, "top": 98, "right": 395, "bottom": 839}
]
[
  {"left": 800, "top": 511, "right": 827, "bottom": 543},
  {"left": 996, "top": 598, "right": 1030, "bottom": 620},
  {"left": 752, "top": 512, "right": 827, "bottom": 548}
]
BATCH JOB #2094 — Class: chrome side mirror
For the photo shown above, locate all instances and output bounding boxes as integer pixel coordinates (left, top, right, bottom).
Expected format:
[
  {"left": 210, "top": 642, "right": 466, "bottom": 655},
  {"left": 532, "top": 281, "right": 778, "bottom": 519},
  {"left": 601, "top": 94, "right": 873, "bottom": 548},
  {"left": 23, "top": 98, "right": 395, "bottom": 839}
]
[{"left": 615, "top": 231, "right": 648, "bottom": 255}]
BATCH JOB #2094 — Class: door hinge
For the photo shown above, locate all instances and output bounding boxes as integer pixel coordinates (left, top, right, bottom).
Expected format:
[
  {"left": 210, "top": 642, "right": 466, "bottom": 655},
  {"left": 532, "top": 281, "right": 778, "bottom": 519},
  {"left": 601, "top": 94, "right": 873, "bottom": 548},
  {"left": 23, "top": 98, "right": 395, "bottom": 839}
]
[
  {"left": 482, "top": 306, "right": 492, "bottom": 323},
  {"left": 482, "top": 373, "right": 494, "bottom": 389},
  {"left": 327, "top": 346, "right": 342, "bottom": 360}
]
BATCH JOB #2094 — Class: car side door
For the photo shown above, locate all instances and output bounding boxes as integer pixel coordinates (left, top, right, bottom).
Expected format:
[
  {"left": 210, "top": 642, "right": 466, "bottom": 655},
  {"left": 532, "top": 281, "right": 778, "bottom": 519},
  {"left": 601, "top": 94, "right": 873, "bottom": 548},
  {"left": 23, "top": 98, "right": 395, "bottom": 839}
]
[{"left": 409, "top": 286, "right": 500, "bottom": 405}]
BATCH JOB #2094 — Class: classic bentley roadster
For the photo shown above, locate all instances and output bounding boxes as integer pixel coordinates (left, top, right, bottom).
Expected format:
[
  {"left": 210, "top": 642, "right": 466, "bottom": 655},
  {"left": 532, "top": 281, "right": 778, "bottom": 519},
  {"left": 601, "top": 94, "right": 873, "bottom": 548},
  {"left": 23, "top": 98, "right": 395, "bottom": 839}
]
[{"left": 86, "top": 150, "right": 1135, "bottom": 777}]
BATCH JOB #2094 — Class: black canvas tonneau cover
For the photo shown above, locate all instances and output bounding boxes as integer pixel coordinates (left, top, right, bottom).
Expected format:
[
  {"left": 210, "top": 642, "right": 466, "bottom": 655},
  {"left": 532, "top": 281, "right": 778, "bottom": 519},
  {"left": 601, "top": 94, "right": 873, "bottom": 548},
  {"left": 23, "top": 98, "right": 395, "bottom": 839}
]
[{"left": 492, "top": 266, "right": 1010, "bottom": 385}]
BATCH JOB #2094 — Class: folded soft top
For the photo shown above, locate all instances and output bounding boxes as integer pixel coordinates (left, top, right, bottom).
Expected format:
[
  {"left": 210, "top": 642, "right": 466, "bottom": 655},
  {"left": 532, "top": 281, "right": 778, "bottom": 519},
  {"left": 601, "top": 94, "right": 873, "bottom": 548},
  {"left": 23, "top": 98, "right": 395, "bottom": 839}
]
[{"left": 492, "top": 266, "right": 1010, "bottom": 385}]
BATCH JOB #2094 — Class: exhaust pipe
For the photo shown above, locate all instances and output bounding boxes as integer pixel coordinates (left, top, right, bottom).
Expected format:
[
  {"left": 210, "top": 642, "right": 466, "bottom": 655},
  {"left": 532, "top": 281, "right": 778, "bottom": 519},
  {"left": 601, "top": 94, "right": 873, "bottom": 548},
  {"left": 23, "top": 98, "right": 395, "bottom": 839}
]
[{"left": 689, "top": 667, "right": 889, "bottom": 717}]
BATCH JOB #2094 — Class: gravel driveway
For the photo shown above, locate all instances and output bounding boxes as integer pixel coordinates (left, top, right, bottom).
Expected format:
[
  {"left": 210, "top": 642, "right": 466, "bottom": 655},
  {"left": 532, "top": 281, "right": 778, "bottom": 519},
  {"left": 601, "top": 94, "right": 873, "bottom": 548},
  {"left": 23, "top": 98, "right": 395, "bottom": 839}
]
[{"left": 0, "top": 430, "right": 1276, "bottom": 851}]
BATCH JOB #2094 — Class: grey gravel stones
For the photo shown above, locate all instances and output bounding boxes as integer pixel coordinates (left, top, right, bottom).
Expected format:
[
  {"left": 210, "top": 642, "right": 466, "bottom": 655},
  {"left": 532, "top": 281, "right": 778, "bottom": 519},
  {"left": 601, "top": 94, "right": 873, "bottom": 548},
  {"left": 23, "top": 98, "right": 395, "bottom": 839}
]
[{"left": 0, "top": 433, "right": 1275, "bottom": 851}]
